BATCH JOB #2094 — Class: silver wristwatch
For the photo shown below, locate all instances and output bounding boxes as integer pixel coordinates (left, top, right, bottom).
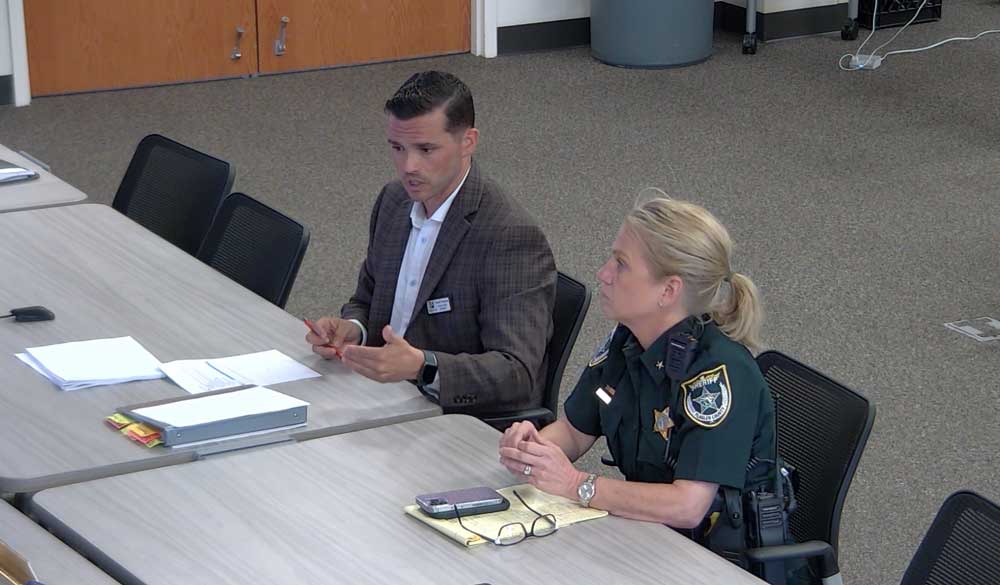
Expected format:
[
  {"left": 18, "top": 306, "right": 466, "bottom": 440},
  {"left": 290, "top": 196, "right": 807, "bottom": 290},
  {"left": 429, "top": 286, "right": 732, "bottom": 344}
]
[{"left": 577, "top": 473, "right": 597, "bottom": 507}]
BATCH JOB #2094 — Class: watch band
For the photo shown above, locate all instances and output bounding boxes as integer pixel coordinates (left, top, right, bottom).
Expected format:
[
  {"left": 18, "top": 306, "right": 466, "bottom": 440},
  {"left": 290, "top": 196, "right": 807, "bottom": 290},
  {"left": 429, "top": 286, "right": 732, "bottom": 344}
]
[{"left": 578, "top": 473, "right": 597, "bottom": 507}]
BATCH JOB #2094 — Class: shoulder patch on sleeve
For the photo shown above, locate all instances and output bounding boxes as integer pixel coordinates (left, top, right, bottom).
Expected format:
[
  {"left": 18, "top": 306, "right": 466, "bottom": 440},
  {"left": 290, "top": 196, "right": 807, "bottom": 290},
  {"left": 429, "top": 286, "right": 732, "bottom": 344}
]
[
  {"left": 681, "top": 364, "right": 732, "bottom": 428},
  {"left": 588, "top": 326, "right": 617, "bottom": 368}
]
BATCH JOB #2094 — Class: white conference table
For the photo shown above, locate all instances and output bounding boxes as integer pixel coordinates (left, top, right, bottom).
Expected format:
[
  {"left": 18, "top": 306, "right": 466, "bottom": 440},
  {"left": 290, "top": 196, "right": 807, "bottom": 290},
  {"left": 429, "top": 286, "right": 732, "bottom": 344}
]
[
  {"left": 0, "top": 144, "right": 88, "bottom": 212},
  {"left": 30, "top": 415, "right": 764, "bottom": 585},
  {"left": 0, "top": 204, "right": 440, "bottom": 494},
  {"left": 0, "top": 499, "right": 118, "bottom": 584}
]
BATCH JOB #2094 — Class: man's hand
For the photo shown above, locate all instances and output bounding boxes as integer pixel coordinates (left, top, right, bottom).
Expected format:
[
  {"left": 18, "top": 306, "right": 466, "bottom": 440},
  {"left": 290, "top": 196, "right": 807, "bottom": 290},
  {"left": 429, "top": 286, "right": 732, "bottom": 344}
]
[
  {"left": 340, "top": 325, "right": 424, "bottom": 383},
  {"left": 307, "top": 317, "right": 362, "bottom": 359}
]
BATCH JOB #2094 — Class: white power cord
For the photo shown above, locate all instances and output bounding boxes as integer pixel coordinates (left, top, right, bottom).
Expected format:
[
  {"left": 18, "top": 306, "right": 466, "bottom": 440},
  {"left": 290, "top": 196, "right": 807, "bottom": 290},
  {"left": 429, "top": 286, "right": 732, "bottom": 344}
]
[
  {"left": 883, "top": 28, "right": 1000, "bottom": 58},
  {"left": 839, "top": 0, "right": 1000, "bottom": 71}
]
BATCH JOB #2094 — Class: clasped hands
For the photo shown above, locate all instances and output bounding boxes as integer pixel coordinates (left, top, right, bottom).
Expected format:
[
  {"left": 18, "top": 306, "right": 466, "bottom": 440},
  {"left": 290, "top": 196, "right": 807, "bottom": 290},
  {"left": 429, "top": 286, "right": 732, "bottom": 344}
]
[
  {"left": 306, "top": 318, "right": 423, "bottom": 383},
  {"left": 498, "top": 421, "right": 586, "bottom": 501}
]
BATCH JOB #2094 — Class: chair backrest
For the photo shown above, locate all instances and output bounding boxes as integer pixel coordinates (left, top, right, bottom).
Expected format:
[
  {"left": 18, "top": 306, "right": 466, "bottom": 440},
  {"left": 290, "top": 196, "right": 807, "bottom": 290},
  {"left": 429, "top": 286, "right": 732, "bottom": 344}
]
[
  {"left": 196, "top": 192, "right": 310, "bottom": 308},
  {"left": 901, "top": 490, "right": 1000, "bottom": 585},
  {"left": 112, "top": 134, "right": 234, "bottom": 255},
  {"left": 756, "top": 351, "right": 875, "bottom": 556},
  {"left": 542, "top": 272, "right": 592, "bottom": 416}
]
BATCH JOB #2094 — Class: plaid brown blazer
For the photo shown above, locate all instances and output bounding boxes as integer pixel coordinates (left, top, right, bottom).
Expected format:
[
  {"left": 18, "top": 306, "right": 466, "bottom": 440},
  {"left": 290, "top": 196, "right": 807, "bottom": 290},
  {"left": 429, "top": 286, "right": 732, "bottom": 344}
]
[{"left": 341, "top": 162, "right": 557, "bottom": 415}]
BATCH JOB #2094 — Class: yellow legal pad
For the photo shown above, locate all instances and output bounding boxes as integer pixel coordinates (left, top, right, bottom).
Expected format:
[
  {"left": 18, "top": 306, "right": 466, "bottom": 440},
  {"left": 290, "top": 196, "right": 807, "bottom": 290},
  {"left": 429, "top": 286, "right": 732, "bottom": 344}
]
[{"left": 404, "top": 484, "right": 607, "bottom": 547}]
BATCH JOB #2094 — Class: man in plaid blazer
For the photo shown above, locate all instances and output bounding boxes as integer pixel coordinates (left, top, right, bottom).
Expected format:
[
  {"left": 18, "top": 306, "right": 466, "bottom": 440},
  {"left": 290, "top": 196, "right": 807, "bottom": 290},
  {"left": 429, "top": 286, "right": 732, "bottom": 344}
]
[{"left": 307, "top": 71, "right": 557, "bottom": 417}]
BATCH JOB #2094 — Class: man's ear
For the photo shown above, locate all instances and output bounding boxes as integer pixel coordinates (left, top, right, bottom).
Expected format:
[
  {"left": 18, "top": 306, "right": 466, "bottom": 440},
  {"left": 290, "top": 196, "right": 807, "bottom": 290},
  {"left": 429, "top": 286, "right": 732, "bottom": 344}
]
[{"left": 461, "top": 127, "right": 479, "bottom": 157}]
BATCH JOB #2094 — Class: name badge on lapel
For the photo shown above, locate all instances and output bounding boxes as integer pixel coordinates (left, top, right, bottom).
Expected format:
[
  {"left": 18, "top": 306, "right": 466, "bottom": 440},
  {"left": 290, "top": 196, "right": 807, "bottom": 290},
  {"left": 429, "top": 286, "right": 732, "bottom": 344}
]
[{"left": 426, "top": 297, "right": 452, "bottom": 315}]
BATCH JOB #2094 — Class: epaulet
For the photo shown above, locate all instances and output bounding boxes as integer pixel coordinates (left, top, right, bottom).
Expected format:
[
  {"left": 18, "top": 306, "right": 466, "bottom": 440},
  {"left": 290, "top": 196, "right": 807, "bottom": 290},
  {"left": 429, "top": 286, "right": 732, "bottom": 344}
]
[{"left": 587, "top": 325, "right": 618, "bottom": 368}]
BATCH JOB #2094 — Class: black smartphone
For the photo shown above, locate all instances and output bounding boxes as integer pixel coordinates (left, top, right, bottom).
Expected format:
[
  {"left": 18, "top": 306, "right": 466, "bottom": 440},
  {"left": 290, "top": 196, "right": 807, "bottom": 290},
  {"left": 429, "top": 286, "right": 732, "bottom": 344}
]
[{"left": 415, "top": 486, "right": 510, "bottom": 519}]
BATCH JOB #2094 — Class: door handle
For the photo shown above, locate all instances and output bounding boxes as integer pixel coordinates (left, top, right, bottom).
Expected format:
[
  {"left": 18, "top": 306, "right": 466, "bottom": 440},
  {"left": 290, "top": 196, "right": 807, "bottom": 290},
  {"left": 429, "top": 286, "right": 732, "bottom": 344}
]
[
  {"left": 274, "top": 16, "right": 289, "bottom": 56},
  {"left": 231, "top": 26, "right": 245, "bottom": 60}
]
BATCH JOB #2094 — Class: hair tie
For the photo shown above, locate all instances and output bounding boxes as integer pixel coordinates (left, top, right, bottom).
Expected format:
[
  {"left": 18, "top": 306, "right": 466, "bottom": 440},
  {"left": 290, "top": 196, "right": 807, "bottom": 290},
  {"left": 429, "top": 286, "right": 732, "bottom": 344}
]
[{"left": 723, "top": 272, "right": 733, "bottom": 283}]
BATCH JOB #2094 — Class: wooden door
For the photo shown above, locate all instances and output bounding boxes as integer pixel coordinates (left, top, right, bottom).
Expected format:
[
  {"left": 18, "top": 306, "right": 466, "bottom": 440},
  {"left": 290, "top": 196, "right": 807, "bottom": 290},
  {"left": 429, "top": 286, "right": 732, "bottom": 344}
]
[
  {"left": 25, "top": 1, "right": 257, "bottom": 96},
  {"left": 257, "top": 0, "right": 470, "bottom": 74}
]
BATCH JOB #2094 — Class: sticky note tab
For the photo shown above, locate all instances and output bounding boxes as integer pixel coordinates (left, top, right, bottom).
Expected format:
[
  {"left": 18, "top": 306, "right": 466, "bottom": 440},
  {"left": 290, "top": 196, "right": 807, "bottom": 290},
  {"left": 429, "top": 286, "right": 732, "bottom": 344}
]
[{"left": 104, "top": 413, "right": 135, "bottom": 430}]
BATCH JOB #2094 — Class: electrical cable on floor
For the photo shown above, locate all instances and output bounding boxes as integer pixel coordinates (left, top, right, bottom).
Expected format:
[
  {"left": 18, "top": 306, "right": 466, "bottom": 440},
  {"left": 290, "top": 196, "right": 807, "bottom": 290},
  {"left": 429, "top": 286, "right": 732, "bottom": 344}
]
[
  {"left": 840, "top": 0, "right": 999, "bottom": 71},
  {"left": 882, "top": 28, "right": 1000, "bottom": 58},
  {"left": 840, "top": 1, "right": 890, "bottom": 70}
]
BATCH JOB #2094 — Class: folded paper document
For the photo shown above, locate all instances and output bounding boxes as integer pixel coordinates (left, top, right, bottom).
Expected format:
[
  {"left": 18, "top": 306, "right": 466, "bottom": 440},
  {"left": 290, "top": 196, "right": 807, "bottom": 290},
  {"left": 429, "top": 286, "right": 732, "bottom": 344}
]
[
  {"left": 206, "top": 350, "right": 321, "bottom": 388},
  {"left": 17, "top": 336, "right": 164, "bottom": 391},
  {"left": 158, "top": 359, "right": 243, "bottom": 394},
  {"left": 160, "top": 350, "right": 321, "bottom": 394},
  {"left": 405, "top": 484, "right": 607, "bottom": 547},
  {"left": 0, "top": 159, "right": 39, "bottom": 184}
]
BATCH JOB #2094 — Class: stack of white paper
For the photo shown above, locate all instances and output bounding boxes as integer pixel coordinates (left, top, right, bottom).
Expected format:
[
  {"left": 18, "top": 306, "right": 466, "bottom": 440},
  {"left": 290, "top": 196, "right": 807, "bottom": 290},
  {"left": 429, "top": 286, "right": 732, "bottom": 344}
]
[{"left": 16, "top": 336, "right": 165, "bottom": 391}]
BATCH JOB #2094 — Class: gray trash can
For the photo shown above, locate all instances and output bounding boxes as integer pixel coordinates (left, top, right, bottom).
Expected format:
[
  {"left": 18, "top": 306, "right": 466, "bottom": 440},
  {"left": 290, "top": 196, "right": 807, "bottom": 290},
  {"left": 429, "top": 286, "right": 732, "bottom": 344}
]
[{"left": 591, "top": 0, "right": 714, "bottom": 68}]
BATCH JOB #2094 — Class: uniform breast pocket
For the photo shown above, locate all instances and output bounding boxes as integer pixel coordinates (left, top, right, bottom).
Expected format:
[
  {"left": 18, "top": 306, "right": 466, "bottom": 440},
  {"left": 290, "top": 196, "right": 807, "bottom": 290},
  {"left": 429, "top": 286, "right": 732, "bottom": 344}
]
[
  {"left": 635, "top": 427, "right": 674, "bottom": 482},
  {"left": 637, "top": 430, "right": 667, "bottom": 465}
]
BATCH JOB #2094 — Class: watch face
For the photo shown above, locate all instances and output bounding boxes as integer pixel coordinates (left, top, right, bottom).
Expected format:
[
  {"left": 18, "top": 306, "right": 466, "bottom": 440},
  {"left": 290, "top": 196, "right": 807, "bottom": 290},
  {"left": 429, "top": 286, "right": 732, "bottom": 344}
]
[
  {"left": 578, "top": 482, "right": 595, "bottom": 501},
  {"left": 420, "top": 352, "right": 438, "bottom": 385},
  {"left": 420, "top": 365, "right": 436, "bottom": 385}
]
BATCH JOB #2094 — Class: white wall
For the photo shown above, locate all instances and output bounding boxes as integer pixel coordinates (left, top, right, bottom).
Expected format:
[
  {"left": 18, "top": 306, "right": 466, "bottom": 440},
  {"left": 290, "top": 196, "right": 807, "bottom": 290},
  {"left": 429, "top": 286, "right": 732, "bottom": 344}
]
[
  {"left": 8, "top": 0, "right": 29, "bottom": 105},
  {"left": 493, "top": 0, "right": 843, "bottom": 28},
  {"left": 497, "top": 0, "right": 589, "bottom": 27},
  {"left": 476, "top": 0, "right": 846, "bottom": 57},
  {"left": 0, "top": 0, "right": 12, "bottom": 76},
  {"left": 724, "top": 0, "right": 842, "bottom": 14}
]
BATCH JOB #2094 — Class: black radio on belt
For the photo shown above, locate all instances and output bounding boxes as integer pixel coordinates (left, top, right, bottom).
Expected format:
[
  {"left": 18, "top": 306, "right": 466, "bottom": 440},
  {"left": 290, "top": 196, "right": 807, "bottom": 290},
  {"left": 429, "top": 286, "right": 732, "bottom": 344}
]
[
  {"left": 745, "top": 490, "right": 786, "bottom": 549},
  {"left": 665, "top": 331, "right": 698, "bottom": 379}
]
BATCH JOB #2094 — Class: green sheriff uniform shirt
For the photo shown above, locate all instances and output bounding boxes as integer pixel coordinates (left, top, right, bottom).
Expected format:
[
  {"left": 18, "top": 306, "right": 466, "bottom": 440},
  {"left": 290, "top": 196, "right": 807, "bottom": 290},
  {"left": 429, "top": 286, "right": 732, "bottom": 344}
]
[{"left": 564, "top": 317, "right": 775, "bottom": 492}]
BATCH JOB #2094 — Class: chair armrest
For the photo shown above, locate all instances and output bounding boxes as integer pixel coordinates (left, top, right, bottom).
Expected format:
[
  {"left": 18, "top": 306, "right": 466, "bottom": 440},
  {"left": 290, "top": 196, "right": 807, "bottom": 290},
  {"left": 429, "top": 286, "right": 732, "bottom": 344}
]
[
  {"left": 481, "top": 408, "right": 554, "bottom": 429},
  {"left": 746, "top": 540, "right": 839, "bottom": 578}
]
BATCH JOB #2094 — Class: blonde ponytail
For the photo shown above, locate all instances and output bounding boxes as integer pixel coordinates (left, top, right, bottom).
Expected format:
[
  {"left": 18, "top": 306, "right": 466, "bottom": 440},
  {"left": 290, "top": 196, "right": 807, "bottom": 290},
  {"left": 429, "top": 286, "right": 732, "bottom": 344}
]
[
  {"left": 624, "top": 197, "right": 765, "bottom": 352},
  {"left": 710, "top": 272, "right": 764, "bottom": 352}
]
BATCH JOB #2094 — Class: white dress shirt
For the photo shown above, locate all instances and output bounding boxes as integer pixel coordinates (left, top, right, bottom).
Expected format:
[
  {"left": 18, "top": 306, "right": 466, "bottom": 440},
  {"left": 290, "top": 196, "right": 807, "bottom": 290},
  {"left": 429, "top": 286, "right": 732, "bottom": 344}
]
[
  {"left": 347, "top": 171, "right": 469, "bottom": 395},
  {"left": 377, "top": 169, "right": 468, "bottom": 397},
  {"left": 390, "top": 168, "right": 469, "bottom": 337}
]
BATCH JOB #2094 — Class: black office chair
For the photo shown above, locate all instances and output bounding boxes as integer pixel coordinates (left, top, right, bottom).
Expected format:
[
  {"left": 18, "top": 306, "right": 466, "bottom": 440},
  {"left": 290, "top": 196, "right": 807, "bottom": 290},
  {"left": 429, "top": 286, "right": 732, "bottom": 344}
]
[
  {"left": 112, "top": 134, "right": 234, "bottom": 255},
  {"left": 900, "top": 490, "right": 1000, "bottom": 585},
  {"left": 196, "top": 193, "right": 310, "bottom": 308},
  {"left": 482, "top": 271, "right": 591, "bottom": 430},
  {"left": 746, "top": 351, "right": 877, "bottom": 585}
]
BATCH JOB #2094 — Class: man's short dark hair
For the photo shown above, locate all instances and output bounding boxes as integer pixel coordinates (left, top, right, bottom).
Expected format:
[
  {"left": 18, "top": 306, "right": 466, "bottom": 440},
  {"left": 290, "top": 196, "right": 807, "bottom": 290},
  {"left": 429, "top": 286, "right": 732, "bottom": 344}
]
[{"left": 385, "top": 71, "right": 475, "bottom": 132}]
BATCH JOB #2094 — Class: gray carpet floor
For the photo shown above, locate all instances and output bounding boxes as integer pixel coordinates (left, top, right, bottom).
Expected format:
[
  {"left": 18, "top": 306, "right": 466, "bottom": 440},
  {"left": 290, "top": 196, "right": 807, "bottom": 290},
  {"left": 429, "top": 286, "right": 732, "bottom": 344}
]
[{"left": 2, "top": 1, "right": 998, "bottom": 582}]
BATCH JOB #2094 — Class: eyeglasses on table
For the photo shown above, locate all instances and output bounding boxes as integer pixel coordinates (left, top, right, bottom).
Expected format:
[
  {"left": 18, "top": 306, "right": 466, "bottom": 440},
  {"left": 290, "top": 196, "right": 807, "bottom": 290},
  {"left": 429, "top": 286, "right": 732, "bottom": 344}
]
[{"left": 455, "top": 490, "right": 558, "bottom": 546}]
